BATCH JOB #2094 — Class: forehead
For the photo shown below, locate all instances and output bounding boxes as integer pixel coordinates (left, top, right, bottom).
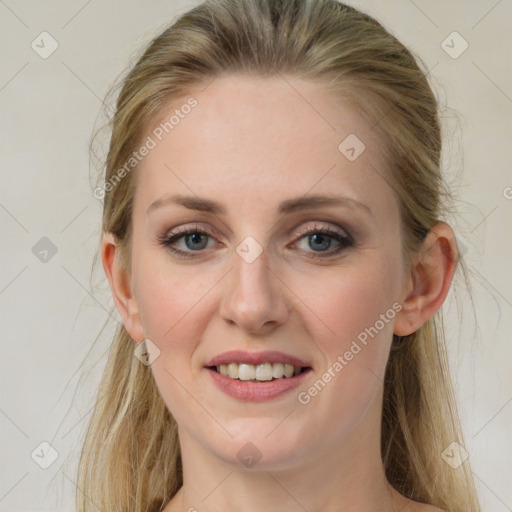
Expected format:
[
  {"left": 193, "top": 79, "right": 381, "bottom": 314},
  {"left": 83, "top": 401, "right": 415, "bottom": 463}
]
[{"left": 134, "top": 74, "right": 396, "bottom": 220}]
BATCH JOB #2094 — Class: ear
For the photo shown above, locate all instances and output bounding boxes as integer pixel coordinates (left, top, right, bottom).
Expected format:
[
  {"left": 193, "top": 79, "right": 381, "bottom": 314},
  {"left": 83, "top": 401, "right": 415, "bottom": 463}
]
[
  {"left": 101, "top": 232, "right": 146, "bottom": 342},
  {"left": 394, "top": 221, "right": 458, "bottom": 336}
]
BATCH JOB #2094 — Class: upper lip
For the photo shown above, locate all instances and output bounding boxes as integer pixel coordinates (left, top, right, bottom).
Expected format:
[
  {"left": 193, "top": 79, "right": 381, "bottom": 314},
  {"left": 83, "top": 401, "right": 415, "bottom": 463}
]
[{"left": 205, "top": 350, "right": 312, "bottom": 368}]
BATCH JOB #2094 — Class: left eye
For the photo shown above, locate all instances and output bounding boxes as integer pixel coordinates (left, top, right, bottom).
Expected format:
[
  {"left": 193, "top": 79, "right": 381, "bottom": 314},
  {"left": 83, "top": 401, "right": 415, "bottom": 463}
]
[
  {"left": 157, "top": 224, "right": 353, "bottom": 259},
  {"left": 293, "top": 229, "right": 351, "bottom": 255},
  {"left": 290, "top": 225, "right": 353, "bottom": 258}
]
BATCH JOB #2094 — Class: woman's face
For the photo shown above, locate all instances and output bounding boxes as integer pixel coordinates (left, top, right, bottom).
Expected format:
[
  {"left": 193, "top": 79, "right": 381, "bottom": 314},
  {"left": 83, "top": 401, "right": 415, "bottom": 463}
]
[{"left": 125, "top": 75, "right": 410, "bottom": 469}]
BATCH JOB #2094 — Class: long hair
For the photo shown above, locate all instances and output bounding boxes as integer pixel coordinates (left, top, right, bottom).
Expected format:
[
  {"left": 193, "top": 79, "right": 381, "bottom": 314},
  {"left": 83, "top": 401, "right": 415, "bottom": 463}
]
[{"left": 78, "top": 1, "right": 480, "bottom": 510}]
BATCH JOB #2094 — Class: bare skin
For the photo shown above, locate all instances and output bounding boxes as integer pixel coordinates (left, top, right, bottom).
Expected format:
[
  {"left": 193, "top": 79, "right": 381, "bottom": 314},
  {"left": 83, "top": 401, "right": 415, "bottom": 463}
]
[{"left": 102, "top": 75, "right": 456, "bottom": 512}]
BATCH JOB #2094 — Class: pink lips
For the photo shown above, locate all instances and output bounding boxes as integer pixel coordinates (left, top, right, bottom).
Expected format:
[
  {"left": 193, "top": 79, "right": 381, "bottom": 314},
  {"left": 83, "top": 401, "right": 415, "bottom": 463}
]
[
  {"left": 204, "top": 350, "right": 313, "bottom": 402},
  {"left": 205, "top": 350, "right": 311, "bottom": 368},
  {"left": 207, "top": 368, "right": 311, "bottom": 401}
]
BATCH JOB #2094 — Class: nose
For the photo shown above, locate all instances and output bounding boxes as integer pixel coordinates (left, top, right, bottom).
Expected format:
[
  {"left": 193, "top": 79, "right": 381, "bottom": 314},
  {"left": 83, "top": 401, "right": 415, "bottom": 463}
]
[{"left": 219, "top": 247, "right": 290, "bottom": 335}]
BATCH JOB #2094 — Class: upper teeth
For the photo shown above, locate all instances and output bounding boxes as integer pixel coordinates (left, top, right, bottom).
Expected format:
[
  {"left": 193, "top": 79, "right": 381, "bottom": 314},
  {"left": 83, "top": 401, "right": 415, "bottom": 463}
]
[{"left": 216, "top": 362, "right": 302, "bottom": 381}]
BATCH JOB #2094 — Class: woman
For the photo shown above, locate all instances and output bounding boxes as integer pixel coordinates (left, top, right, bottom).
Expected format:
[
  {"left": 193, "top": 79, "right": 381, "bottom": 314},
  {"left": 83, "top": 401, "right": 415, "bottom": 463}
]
[{"left": 80, "top": 0, "right": 481, "bottom": 510}]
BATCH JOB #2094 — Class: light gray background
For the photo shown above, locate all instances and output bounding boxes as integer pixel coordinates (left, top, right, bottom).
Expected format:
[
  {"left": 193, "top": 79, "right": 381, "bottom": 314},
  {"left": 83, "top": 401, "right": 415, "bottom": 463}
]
[{"left": 1, "top": 1, "right": 511, "bottom": 511}]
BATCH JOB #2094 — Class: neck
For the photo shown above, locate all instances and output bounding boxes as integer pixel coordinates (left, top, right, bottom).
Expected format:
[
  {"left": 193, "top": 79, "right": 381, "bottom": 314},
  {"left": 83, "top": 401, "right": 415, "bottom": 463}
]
[{"left": 168, "top": 396, "right": 405, "bottom": 512}]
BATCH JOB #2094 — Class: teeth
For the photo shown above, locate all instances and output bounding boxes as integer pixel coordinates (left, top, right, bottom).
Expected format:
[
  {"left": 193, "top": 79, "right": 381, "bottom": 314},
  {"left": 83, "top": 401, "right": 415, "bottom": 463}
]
[
  {"left": 216, "top": 362, "right": 304, "bottom": 381},
  {"left": 284, "top": 364, "right": 294, "bottom": 378},
  {"left": 238, "top": 363, "right": 255, "bottom": 381},
  {"left": 255, "top": 363, "right": 273, "bottom": 381},
  {"left": 272, "top": 363, "right": 284, "bottom": 378},
  {"left": 227, "top": 363, "right": 238, "bottom": 379}
]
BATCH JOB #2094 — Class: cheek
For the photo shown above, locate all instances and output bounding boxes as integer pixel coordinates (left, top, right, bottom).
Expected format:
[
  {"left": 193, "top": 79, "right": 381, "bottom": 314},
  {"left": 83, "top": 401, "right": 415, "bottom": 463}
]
[
  {"left": 132, "top": 252, "right": 225, "bottom": 390},
  {"left": 291, "top": 254, "right": 400, "bottom": 395},
  {"left": 133, "top": 258, "right": 216, "bottom": 425},
  {"left": 299, "top": 257, "right": 398, "bottom": 340},
  {"left": 134, "top": 252, "right": 211, "bottom": 342}
]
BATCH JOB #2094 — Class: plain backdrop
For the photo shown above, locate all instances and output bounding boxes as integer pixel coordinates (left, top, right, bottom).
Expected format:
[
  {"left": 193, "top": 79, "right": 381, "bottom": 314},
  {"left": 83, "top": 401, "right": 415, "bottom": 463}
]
[{"left": 1, "top": 1, "right": 511, "bottom": 511}]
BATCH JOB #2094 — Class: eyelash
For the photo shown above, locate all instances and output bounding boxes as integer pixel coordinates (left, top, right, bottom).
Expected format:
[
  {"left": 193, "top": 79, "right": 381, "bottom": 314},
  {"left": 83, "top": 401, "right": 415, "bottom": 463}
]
[{"left": 156, "top": 222, "right": 354, "bottom": 260}]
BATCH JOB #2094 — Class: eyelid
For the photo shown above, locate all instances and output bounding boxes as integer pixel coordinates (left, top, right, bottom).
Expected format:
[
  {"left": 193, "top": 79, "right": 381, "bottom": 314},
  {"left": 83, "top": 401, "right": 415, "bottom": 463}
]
[
  {"left": 163, "top": 223, "right": 222, "bottom": 240},
  {"left": 161, "top": 220, "right": 350, "bottom": 244},
  {"left": 292, "top": 221, "right": 351, "bottom": 241}
]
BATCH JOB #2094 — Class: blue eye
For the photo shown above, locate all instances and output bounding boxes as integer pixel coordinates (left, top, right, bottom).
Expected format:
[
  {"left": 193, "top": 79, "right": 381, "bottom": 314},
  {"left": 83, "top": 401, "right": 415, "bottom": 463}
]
[
  {"left": 157, "top": 223, "right": 353, "bottom": 260},
  {"left": 292, "top": 224, "right": 353, "bottom": 259},
  {"left": 176, "top": 231, "right": 209, "bottom": 250},
  {"left": 157, "top": 225, "right": 217, "bottom": 259}
]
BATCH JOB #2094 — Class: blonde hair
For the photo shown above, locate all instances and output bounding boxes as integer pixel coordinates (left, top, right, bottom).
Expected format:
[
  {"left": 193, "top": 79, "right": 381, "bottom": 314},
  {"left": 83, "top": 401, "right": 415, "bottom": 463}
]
[{"left": 78, "top": 1, "right": 480, "bottom": 510}]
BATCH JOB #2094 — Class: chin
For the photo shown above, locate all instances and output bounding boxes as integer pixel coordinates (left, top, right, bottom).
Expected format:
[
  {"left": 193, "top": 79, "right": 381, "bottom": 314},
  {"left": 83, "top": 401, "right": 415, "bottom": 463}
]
[
  {"left": 216, "top": 440, "right": 304, "bottom": 471},
  {"left": 202, "top": 419, "right": 312, "bottom": 470}
]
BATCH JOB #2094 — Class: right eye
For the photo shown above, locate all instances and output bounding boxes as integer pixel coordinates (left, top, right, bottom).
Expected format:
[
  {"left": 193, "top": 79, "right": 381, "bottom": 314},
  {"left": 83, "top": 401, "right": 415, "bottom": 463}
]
[{"left": 156, "top": 225, "right": 220, "bottom": 259}]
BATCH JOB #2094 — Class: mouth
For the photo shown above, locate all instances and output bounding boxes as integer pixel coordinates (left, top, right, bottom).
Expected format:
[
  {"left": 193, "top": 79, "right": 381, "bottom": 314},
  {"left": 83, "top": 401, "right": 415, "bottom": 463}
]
[
  {"left": 204, "top": 351, "right": 313, "bottom": 401},
  {"left": 207, "top": 362, "right": 313, "bottom": 382}
]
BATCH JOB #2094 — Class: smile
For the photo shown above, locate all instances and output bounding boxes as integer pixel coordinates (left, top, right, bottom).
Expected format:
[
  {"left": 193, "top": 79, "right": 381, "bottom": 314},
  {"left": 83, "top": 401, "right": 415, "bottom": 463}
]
[
  {"left": 204, "top": 350, "right": 313, "bottom": 400},
  {"left": 212, "top": 362, "right": 307, "bottom": 381}
]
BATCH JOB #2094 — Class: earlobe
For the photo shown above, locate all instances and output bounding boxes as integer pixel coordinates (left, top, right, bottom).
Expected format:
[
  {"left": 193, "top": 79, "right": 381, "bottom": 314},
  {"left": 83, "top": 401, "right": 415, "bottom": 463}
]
[
  {"left": 101, "top": 232, "right": 146, "bottom": 342},
  {"left": 393, "top": 222, "right": 458, "bottom": 336}
]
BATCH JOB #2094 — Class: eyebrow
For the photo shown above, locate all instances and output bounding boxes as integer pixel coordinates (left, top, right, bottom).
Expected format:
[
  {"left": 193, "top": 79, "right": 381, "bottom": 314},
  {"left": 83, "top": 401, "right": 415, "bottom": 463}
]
[{"left": 146, "top": 193, "right": 373, "bottom": 217}]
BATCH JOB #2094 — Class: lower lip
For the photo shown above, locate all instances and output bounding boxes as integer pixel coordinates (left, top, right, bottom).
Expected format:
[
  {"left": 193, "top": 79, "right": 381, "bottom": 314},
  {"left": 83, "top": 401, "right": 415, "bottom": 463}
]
[{"left": 206, "top": 367, "right": 312, "bottom": 402}]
